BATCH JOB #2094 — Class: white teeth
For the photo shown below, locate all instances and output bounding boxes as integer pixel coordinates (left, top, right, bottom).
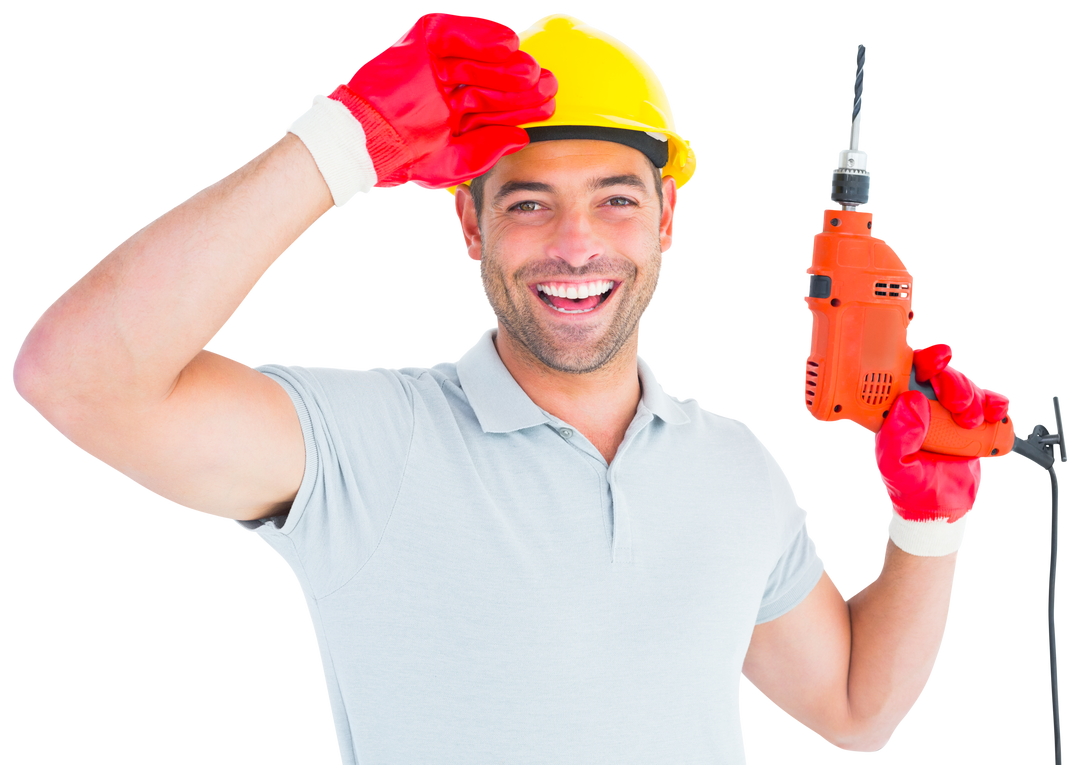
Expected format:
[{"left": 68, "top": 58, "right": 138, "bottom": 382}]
[{"left": 535, "top": 278, "right": 613, "bottom": 296}]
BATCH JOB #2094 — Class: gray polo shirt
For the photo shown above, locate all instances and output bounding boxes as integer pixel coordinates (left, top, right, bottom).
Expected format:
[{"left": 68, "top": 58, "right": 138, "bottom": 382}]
[{"left": 244, "top": 330, "right": 822, "bottom": 765}]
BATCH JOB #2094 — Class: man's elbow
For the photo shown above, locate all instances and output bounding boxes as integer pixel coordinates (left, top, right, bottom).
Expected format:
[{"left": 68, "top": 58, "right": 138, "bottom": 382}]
[
  {"left": 829, "top": 739, "right": 889, "bottom": 756},
  {"left": 823, "top": 720, "right": 896, "bottom": 753}
]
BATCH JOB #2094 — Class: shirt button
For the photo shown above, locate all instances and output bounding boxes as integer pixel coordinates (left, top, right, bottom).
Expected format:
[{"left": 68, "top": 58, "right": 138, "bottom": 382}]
[{"left": 558, "top": 428, "right": 573, "bottom": 439}]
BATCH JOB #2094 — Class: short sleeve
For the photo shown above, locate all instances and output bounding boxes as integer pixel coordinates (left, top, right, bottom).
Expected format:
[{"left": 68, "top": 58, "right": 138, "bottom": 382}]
[
  {"left": 237, "top": 365, "right": 415, "bottom": 599},
  {"left": 755, "top": 524, "right": 822, "bottom": 624},
  {"left": 747, "top": 421, "right": 829, "bottom": 626}
]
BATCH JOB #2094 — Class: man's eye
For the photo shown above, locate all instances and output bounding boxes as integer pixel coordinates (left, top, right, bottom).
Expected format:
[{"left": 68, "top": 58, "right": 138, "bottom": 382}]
[
  {"left": 511, "top": 201, "right": 542, "bottom": 212},
  {"left": 606, "top": 197, "right": 636, "bottom": 207}
]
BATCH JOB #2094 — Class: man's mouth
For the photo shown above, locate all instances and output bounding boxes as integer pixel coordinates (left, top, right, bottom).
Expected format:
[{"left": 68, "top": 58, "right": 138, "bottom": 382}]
[{"left": 529, "top": 280, "right": 617, "bottom": 313}]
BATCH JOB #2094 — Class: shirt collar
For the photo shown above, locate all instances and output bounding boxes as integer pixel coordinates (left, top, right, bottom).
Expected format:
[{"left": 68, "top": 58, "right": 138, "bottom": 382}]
[{"left": 456, "top": 329, "right": 689, "bottom": 433}]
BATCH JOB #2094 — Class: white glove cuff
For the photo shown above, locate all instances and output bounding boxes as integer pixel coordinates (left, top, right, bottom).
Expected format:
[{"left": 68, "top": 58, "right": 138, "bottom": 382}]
[
  {"left": 888, "top": 511, "right": 967, "bottom": 556},
  {"left": 289, "top": 96, "right": 377, "bottom": 206}
]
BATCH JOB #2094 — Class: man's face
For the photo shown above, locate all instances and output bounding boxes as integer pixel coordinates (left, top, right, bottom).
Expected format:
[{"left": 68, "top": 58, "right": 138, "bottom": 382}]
[{"left": 458, "top": 140, "right": 676, "bottom": 374}]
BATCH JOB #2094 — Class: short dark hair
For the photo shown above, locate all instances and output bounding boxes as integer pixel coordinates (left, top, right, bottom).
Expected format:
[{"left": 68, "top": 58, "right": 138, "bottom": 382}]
[{"left": 469, "top": 160, "right": 664, "bottom": 220}]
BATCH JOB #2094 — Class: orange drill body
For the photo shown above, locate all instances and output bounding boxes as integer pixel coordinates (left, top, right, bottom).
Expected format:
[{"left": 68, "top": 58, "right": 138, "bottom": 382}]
[{"left": 805, "top": 209, "right": 1014, "bottom": 458}]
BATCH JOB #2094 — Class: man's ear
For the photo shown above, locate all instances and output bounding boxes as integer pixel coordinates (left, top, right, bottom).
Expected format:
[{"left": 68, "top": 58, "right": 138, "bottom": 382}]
[
  {"left": 656, "top": 173, "right": 673, "bottom": 255},
  {"left": 455, "top": 186, "right": 483, "bottom": 261}
]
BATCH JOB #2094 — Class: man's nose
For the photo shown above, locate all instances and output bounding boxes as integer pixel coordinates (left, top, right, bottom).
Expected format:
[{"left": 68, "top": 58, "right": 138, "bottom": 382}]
[{"left": 545, "top": 206, "right": 604, "bottom": 268}]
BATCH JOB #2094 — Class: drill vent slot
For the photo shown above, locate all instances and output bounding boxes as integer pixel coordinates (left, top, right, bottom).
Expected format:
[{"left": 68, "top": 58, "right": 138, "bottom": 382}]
[
  {"left": 806, "top": 362, "right": 821, "bottom": 407},
  {"left": 875, "top": 282, "right": 910, "bottom": 299},
  {"left": 860, "top": 372, "right": 893, "bottom": 406}
]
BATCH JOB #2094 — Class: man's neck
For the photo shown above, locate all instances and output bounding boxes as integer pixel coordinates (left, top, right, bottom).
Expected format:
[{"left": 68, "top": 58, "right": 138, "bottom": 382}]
[{"left": 494, "top": 328, "right": 643, "bottom": 447}]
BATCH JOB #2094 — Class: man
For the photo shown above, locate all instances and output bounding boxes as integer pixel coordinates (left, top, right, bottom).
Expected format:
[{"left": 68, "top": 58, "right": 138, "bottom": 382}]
[{"left": 14, "top": 13, "right": 1008, "bottom": 764}]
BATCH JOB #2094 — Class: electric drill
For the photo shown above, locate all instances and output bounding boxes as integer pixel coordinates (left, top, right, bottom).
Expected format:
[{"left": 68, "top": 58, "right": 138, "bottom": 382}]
[{"left": 803, "top": 45, "right": 1013, "bottom": 458}]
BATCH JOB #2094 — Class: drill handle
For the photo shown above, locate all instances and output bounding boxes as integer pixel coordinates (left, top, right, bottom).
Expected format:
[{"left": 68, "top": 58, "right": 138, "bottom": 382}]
[{"left": 909, "top": 367, "right": 1015, "bottom": 458}]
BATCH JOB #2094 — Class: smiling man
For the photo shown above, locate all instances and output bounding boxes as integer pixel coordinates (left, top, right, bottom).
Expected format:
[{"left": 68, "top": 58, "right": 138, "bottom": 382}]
[
  {"left": 463, "top": 139, "right": 672, "bottom": 464},
  {"left": 15, "top": 13, "right": 1008, "bottom": 765}
]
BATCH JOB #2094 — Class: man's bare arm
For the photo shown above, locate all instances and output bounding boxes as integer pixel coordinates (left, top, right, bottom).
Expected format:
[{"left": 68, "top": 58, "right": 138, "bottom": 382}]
[
  {"left": 843, "top": 545, "right": 957, "bottom": 746},
  {"left": 14, "top": 134, "right": 332, "bottom": 520}
]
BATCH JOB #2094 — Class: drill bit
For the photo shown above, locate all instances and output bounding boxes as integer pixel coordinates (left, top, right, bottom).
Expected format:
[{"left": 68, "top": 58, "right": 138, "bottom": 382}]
[{"left": 850, "top": 45, "right": 865, "bottom": 152}]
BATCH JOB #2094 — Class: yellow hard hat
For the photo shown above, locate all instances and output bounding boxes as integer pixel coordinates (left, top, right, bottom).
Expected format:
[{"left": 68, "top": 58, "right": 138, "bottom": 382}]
[{"left": 450, "top": 14, "right": 695, "bottom": 192}]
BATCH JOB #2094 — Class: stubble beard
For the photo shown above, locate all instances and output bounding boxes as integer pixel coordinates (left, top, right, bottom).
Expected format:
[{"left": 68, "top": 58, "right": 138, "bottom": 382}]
[{"left": 480, "top": 240, "right": 662, "bottom": 375}]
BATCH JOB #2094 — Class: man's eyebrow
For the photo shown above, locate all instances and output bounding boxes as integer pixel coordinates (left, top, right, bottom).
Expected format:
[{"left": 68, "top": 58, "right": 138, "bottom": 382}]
[{"left": 492, "top": 175, "right": 648, "bottom": 206}]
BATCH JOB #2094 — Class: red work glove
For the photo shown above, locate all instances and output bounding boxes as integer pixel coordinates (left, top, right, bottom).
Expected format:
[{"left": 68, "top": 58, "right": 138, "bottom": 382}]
[
  {"left": 330, "top": 13, "right": 556, "bottom": 189},
  {"left": 875, "top": 344, "right": 1009, "bottom": 555}
]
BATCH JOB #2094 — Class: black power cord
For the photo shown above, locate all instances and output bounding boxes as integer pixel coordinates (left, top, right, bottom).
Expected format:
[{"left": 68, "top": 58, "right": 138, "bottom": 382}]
[{"left": 1006, "top": 397, "right": 1067, "bottom": 760}]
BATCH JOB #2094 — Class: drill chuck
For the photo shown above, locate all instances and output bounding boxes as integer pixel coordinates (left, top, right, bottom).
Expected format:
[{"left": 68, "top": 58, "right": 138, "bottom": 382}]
[{"left": 831, "top": 167, "right": 869, "bottom": 207}]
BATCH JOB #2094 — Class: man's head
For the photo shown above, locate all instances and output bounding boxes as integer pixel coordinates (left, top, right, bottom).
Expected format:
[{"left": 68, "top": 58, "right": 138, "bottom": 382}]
[{"left": 455, "top": 139, "right": 676, "bottom": 375}]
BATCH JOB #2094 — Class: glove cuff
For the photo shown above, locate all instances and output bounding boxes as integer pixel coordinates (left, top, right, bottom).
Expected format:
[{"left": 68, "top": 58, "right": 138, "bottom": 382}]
[
  {"left": 888, "top": 510, "right": 967, "bottom": 556},
  {"left": 289, "top": 96, "right": 377, "bottom": 206},
  {"left": 328, "top": 85, "right": 412, "bottom": 187}
]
